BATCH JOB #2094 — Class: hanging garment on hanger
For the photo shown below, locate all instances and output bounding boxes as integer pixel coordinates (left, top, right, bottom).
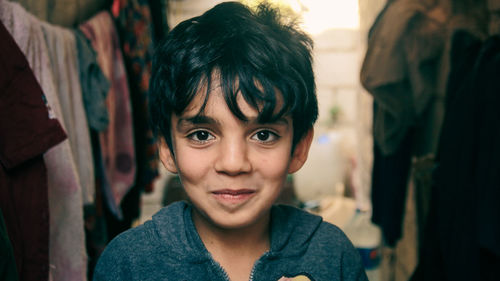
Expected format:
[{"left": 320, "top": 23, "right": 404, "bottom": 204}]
[
  {"left": 412, "top": 29, "right": 500, "bottom": 281},
  {"left": 361, "top": 0, "right": 448, "bottom": 247},
  {"left": 0, "top": 17, "right": 66, "bottom": 281},
  {"left": 41, "top": 22, "right": 95, "bottom": 206},
  {"left": 80, "top": 11, "right": 137, "bottom": 219},
  {"left": 0, "top": 1, "right": 87, "bottom": 281},
  {"left": 73, "top": 31, "right": 112, "bottom": 279},
  {"left": 360, "top": 0, "right": 446, "bottom": 156},
  {"left": 113, "top": 0, "right": 159, "bottom": 193},
  {"left": 102, "top": 0, "right": 160, "bottom": 241}
]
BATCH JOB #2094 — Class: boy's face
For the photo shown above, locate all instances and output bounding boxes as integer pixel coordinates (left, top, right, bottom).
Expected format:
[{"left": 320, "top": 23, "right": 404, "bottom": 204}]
[{"left": 159, "top": 86, "right": 313, "bottom": 230}]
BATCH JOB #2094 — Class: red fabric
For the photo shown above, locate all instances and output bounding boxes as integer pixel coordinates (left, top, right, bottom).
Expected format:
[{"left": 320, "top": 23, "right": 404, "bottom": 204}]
[{"left": 0, "top": 21, "right": 66, "bottom": 281}]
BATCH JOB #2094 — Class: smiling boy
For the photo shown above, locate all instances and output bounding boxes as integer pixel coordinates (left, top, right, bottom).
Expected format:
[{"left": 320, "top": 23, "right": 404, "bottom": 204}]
[{"left": 93, "top": 2, "right": 367, "bottom": 281}]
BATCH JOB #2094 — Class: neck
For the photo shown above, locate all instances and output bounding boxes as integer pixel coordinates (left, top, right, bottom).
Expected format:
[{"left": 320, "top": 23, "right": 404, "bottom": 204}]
[{"left": 192, "top": 209, "right": 271, "bottom": 256}]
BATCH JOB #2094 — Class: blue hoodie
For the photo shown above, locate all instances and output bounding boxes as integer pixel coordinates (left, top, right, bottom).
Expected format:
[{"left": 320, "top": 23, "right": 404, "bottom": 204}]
[{"left": 93, "top": 201, "right": 368, "bottom": 281}]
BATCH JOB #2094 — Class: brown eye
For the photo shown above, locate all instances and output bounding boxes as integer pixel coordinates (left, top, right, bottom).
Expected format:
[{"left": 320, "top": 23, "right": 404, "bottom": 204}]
[
  {"left": 251, "top": 130, "right": 279, "bottom": 143},
  {"left": 257, "top": 131, "right": 270, "bottom": 141},
  {"left": 187, "top": 130, "right": 215, "bottom": 142},
  {"left": 195, "top": 131, "right": 209, "bottom": 141}
]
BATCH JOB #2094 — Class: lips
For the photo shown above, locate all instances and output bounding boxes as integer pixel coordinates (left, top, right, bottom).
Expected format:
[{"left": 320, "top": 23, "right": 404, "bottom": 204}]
[
  {"left": 211, "top": 189, "right": 256, "bottom": 204},
  {"left": 212, "top": 189, "right": 255, "bottom": 195}
]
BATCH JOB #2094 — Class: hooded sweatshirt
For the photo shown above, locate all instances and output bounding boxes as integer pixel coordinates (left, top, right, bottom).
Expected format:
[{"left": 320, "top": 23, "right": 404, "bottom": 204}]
[{"left": 93, "top": 201, "right": 368, "bottom": 281}]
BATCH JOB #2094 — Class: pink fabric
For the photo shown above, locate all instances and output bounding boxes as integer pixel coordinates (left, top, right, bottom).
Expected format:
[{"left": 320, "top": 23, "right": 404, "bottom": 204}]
[
  {"left": 0, "top": 1, "right": 87, "bottom": 281},
  {"left": 80, "top": 11, "right": 136, "bottom": 218}
]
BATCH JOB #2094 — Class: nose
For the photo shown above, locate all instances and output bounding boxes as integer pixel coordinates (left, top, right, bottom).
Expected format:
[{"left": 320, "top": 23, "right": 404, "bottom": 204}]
[{"left": 214, "top": 137, "right": 252, "bottom": 176}]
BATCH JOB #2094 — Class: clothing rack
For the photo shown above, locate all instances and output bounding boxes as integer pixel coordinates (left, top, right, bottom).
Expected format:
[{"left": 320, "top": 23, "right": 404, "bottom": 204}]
[{"left": 0, "top": 1, "right": 168, "bottom": 280}]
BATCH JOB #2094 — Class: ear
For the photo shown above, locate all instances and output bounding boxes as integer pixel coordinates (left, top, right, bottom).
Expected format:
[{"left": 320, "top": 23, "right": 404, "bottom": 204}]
[
  {"left": 288, "top": 128, "right": 314, "bottom": 174},
  {"left": 158, "top": 138, "right": 178, "bottom": 174}
]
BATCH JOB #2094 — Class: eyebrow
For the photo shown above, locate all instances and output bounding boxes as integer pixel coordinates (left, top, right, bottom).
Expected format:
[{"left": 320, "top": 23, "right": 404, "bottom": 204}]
[
  {"left": 176, "top": 114, "right": 290, "bottom": 130},
  {"left": 176, "top": 115, "right": 218, "bottom": 131}
]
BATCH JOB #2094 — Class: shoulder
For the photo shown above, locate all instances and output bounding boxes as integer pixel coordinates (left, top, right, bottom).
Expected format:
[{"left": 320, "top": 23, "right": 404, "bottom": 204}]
[
  {"left": 93, "top": 202, "right": 189, "bottom": 280},
  {"left": 316, "top": 220, "right": 355, "bottom": 247},
  {"left": 91, "top": 223, "right": 155, "bottom": 280},
  {"left": 313, "top": 221, "right": 368, "bottom": 280},
  {"left": 269, "top": 205, "right": 368, "bottom": 280},
  {"left": 103, "top": 201, "right": 187, "bottom": 253},
  {"left": 272, "top": 204, "right": 356, "bottom": 252},
  {"left": 93, "top": 216, "right": 164, "bottom": 269}
]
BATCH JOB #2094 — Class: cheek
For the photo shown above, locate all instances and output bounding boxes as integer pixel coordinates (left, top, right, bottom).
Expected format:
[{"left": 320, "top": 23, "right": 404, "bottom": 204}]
[
  {"left": 255, "top": 149, "right": 292, "bottom": 179},
  {"left": 175, "top": 148, "right": 211, "bottom": 182}
]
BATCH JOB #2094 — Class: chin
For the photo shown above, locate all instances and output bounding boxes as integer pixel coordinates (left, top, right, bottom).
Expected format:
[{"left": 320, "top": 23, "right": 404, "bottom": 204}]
[{"left": 209, "top": 209, "right": 269, "bottom": 231}]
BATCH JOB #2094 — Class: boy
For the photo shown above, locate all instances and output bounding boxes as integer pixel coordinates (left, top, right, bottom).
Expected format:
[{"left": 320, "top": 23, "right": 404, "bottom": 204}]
[{"left": 93, "top": 2, "right": 368, "bottom": 281}]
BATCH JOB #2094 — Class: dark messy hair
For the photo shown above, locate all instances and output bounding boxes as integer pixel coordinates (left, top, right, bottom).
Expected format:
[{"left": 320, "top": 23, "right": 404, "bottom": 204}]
[{"left": 149, "top": 1, "right": 318, "bottom": 152}]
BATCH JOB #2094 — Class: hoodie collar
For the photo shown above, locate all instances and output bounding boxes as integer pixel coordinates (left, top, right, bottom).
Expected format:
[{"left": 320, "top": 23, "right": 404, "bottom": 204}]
[{"left": 152, "top": 202, "right": 323, "bottom": 262}]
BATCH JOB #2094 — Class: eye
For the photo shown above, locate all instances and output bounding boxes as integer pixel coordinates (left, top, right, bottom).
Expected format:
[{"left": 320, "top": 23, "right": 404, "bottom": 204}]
[
  {"left": 187, "top": 130, "right": 215, "bottom": 143},
  {"left": 251, "top": 130, "right": 279, "bottom": 143}
]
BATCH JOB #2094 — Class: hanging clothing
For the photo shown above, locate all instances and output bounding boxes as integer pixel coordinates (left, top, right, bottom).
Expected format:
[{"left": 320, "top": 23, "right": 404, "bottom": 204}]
[
  {"left": 360, "top": 0, "right": 446, "bottom": 156},
  {"left": 100, "top": 0, "right": 162, "bottom": 242},
  {"left": 73, "top": 28, "right": 111, "bottom": 280},
  {"left": 370, "top": 116, "right": 414, "bottom": 247},
  {"left": 73, "top": 29, "right": 110, "bottom": 133},
  {"left": 9, "top": 0, "right": 111, "bottom": 27},
  {"left": 41, "top": 21, "right": 95, "bottom": 206},
  {"left": 361, "top": 0, "right": 447, "bottom": 246},
  {"left": 0, "top": 17, "right": 66, "bottom": 281},
  {"left": 411, "top": 30, "right": 500, "bottom": 281},
  {"left": 80, "top": 11, "right": 137, "bottom": 219},
  {"left": 112, "top": 0, "right": 159, "bottom": 193},
  {"left": 1, "top": 1, "right": 88, "bottom": 280}
]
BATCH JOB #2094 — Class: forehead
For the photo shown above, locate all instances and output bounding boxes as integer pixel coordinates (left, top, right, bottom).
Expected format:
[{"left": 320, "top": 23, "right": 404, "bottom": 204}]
[
  {"left": 184, "top": 86, "right": 242, "bottom": 110},
  {"left": 175, "top": 90, "right": 292, "bottom": 131},
  {"left": 180, "top": 79, "right": 286, "bottom": 121}
]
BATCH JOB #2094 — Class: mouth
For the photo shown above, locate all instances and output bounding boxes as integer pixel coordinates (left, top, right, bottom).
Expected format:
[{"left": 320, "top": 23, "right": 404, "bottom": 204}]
[{"left": 211, "top": 189, "right": 256, "bottom": 204}]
